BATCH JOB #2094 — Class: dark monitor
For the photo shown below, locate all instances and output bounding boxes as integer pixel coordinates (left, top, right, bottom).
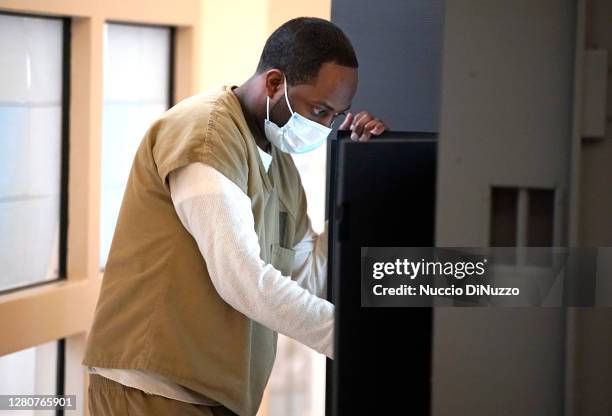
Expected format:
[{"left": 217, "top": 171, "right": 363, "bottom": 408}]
[{"left": 325, "top": 130, "right": 438, "bottom": 415}]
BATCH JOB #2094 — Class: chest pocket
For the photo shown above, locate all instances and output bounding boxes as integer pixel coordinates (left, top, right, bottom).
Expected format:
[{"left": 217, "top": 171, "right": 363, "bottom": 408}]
[
  {"left": 271, "top": 243, "right": 295, "bottom": 277},
  {"left": 271, "top": 210, "right": 296, "bottom": 276},
  {"left": 279, "top": 211, "right": 289, "bottom": 247}
]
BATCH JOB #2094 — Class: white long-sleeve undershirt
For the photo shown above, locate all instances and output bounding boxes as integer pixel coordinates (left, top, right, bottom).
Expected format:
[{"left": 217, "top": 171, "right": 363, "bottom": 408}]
[{"left": 168, "top": 161, "right": 334, "bottom": 357}]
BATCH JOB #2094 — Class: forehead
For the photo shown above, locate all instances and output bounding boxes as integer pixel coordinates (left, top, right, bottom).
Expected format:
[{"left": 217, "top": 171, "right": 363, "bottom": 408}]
[{"left": 293, "top": 62, "right": 357, "bottom": 112}]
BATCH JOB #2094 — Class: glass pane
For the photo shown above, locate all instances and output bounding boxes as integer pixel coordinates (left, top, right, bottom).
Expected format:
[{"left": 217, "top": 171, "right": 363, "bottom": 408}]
[
  {"left": 490, "top": 186, "right": 518, "bottom": 246},
  {"left": 0, "top": 340, "right": 59, "bottom": 416},
  {"left": 267, "top": 335, "right": 326, "bottom": 416},
  {"left": 0, "top": 14, "right": 64, "bottom": 292},
  {"left": 527, "top": 188, "right": 555, "bottom": 266},
  {"left": 100, "top": 23, "right": 171, "bottom": 268},
  {"left": 490, "top": 186, "right": 518, "bottom": 265},
  {"left": 527, "top": 188, "right": 555, "bottom": 246}
]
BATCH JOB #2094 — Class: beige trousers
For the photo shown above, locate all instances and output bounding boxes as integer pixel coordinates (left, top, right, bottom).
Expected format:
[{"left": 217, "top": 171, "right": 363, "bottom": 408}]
[{"left": 87, "top": 373, "right": 239, "bottom": 416}]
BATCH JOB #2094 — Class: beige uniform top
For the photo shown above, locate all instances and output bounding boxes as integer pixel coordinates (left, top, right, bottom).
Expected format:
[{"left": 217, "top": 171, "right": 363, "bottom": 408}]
[{"left": 82, "top": 85, "right": 312, "bottom": 416}]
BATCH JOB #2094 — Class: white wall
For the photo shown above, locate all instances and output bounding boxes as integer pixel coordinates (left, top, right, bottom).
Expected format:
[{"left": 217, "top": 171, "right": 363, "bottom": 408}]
[{"left": 433, "top": 1, "right": 576, "bottom": 414}]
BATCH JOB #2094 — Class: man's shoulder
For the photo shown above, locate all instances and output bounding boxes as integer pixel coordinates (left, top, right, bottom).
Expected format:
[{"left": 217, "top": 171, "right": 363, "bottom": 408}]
[
  {"left": 147, "top": 85, "right": 251, "bottom": 193},
  {"left": 150, "top": 85, "right": 247, "bottom": 153},
  {"left": 159, "top": 85, "right": 236, "bottom": 130}
]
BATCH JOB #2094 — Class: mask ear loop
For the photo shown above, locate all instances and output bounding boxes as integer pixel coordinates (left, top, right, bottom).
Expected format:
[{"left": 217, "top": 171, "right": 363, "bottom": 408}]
[
  {"left": 266, "top": 75, "right": 293, "bottom": 121},
  {"left": 283, "top": 76, "right": 294, "bottom": 114}
]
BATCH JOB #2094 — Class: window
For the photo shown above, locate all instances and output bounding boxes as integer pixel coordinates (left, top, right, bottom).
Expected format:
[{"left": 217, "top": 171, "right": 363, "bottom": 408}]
[
  {"left": 0, "top": 339, "right": 63, "bottom": 399},
  {"left": 0, "top": 13, "right": 69, "bottom": 293},
  {"left": 490, "top": 186, "right": 556, "bottom": 266},
  {"left": 100, "top": 22, "right": 173, "bottom": 268},
  {"left": 0, "top": 1, "right": 200, "bottom": 411}
]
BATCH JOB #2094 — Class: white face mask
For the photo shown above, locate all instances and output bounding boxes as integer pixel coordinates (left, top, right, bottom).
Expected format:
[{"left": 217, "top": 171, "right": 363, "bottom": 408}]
[{"left": 264, "top": 77, "right": 332, "bottom": 154}]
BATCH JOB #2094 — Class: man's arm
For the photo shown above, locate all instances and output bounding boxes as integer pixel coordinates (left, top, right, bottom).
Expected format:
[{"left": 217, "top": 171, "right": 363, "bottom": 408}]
[
  {"left": 168, "top": 162, "right": 334, "bottom": 358},
  {"left": 291, "top": 218, "right": 329, "bottom": 300}
]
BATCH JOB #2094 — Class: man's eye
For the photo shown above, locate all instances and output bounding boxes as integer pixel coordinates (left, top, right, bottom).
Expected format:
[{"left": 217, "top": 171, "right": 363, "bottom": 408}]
[{"left": 312, "top": 107, "right": 326, "bottom": 116}]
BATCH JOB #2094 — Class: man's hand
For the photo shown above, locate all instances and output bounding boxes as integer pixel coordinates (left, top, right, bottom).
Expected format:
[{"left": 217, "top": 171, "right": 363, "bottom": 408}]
[{"left": 338, "top": 111, "right": 387, "bottom": 141}]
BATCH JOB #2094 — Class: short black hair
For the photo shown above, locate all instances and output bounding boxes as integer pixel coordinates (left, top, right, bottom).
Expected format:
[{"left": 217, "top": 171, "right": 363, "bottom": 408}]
[{"left": 255, "top": 17, "right": 358, "bottom": 85}]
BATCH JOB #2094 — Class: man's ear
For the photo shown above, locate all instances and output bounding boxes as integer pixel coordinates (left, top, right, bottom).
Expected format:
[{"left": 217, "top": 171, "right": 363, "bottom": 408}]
[{"left": 264, "top": 69, "right": 285, "bottom": 100}]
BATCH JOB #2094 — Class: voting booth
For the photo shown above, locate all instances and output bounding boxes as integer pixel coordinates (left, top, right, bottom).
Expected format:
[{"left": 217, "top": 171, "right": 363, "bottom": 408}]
[{"left": 325, "top": 130, "right": 438, "bottom": 415}]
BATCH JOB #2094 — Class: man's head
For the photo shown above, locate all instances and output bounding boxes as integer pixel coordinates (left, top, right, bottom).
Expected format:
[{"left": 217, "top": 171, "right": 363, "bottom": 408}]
[{"left": 255, "top": 17, "right": 359, "bottom": 129}]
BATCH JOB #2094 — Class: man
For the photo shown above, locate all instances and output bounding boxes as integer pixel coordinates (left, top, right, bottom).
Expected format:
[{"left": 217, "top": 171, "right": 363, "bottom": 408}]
[{"left": 83, "top": 16, "right": 386, "bottom": 415}]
